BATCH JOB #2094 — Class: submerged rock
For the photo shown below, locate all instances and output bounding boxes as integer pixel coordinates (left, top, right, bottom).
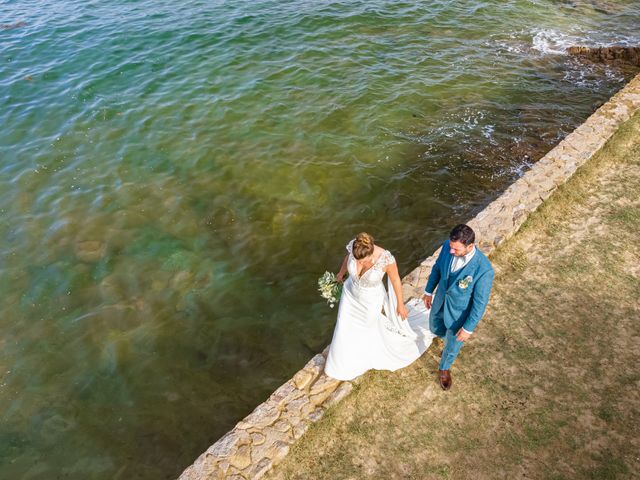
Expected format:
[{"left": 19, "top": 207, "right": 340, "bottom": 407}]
[
  {"left": 0, "top": 21, "right": 27, "bottom": 30},
  {"left": 74, "top": 240, "right": 107, "bottom": 262},
  {"left": 567, "top": 46, "right": 640, "bottom": 67}
]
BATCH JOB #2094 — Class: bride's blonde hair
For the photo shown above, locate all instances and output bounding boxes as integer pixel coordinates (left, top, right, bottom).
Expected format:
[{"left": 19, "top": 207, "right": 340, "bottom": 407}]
[{"left": 352, "top": 232, "right": 375, "bottom": 260}]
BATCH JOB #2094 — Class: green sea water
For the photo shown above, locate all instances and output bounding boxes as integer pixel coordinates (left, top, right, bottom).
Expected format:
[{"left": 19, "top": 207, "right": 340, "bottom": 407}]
[{"left": 1, "top": 0, "right": 639, "bottom": 478}]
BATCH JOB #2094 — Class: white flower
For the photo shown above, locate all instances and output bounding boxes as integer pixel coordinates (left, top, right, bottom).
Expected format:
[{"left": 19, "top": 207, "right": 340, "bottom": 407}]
[
  {"left": 318, "top": 271, "right": 343, "bottom": 307},
  {"left": 458, "top": 275, "right": 473, "bottom": 290}
]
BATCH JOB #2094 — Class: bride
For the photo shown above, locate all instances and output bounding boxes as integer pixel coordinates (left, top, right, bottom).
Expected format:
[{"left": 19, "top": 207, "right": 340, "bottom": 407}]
[{"left": 324, "top": 232, "right": 435, "bottom": 381}]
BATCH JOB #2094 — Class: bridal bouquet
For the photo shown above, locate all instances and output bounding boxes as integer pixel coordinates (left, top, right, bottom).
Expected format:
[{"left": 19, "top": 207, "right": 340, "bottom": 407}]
[{"left": 318, "top": 271, "right": 342, "bottom": 308}]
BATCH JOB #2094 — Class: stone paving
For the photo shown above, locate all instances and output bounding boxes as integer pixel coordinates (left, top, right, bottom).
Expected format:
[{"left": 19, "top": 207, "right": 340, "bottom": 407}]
[{"left": 178, "top": 72, "right": 640, "bottom": 480}]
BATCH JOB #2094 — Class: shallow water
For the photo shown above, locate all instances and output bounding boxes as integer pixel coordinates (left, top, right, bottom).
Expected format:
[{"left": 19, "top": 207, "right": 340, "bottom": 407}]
[{"left": 1, "top": 0, "right": 639, "bottom": 477}]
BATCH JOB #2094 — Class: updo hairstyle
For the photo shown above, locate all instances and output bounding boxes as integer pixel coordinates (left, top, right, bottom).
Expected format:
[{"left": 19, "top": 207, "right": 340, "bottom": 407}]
[{"left": 352, "top": 232, "right": 375, "bottom": 260}]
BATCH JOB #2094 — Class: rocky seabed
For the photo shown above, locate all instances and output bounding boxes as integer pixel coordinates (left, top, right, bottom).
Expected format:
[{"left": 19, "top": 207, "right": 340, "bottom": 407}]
[{"left": 179, "top": 71, "right": 640, "bottom": 480}]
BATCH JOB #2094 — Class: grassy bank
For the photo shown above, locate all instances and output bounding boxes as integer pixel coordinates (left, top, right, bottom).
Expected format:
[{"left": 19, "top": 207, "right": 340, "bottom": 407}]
[{"left": 267, "top": 109, "right": 640, "bottom": 480}]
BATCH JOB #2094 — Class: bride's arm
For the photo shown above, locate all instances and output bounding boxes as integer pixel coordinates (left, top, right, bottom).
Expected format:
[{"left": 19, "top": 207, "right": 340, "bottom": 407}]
[
  {"left": 386, "top": 262, "right": 408, "bottom": 320},
  {"left": 336, "top": 254, "right": 349, "bottom": 282}
]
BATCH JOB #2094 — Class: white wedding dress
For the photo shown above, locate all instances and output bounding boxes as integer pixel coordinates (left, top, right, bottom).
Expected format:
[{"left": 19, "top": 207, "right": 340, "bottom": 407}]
[{"left": 324, "top": 240, "right": 436, "bottom": 381}]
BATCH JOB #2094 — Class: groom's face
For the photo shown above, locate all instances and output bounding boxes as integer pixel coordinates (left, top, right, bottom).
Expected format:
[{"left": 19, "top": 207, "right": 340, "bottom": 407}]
[{"left": 450, "top": 240, "right": 473, "bottom": 257}]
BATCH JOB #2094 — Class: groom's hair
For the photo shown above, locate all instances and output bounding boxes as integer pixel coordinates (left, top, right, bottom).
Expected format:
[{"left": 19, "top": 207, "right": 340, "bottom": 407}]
[{"left": 449, "top": 224, "right": 475, "bottom": 245}]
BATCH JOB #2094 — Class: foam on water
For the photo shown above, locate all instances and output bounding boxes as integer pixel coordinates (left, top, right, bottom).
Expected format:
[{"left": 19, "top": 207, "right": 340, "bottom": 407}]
[
  {"left": 532, "top": 28, "right": 581, "bottom": 55},
  {"left": 492, "top": 23, "right": 640, "bottom": 59}
]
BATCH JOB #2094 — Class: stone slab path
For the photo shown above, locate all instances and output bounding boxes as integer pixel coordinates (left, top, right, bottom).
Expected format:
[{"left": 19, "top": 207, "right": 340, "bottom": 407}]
[
  {"left": 179, "top": 74, "right": 640, "bottom": 480},
  {"left": 268, "top": 104, "right": 640, "bottom": 480}
]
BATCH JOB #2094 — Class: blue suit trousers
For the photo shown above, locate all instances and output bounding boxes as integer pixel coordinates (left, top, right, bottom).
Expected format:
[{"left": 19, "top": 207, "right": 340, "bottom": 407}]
[{"left": 429, "top": 311, "right": 464, "bottom": 371}]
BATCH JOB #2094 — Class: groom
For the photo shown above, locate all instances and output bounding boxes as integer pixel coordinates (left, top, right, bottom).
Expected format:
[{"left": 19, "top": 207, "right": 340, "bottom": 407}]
[{"left": 423, "top": 224, "right": 494, "bottom": 390}]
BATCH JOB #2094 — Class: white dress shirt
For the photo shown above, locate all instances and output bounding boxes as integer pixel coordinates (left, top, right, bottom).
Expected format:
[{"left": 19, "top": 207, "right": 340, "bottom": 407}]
[{"left": 451, "top": 246, "right": 476, "bottom": 273}]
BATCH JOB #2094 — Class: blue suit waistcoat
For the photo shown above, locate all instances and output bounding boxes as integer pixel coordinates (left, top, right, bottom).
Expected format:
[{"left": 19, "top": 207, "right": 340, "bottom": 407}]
[{"left": 425, "top": 240, "right": 494, "bottom": 333}]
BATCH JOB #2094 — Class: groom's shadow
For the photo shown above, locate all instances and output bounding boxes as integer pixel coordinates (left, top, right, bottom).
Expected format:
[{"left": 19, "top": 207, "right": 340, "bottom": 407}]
[{"left": 425, "top": 336, "right": 444, "bottom": 366}]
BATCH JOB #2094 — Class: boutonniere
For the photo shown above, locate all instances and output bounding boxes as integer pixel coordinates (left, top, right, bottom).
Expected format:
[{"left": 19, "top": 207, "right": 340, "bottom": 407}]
[{"left": 458, "top": 275, "right": 473, "bottom": 289}]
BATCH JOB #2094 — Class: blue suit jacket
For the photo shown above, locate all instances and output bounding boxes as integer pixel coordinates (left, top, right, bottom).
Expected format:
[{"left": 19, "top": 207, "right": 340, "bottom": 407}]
[{"left": 425, "top": 240, "right": 494, "bottom": 333}]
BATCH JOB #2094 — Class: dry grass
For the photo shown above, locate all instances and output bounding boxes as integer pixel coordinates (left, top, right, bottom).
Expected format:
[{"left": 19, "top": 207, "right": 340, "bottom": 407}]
[{"left": 267, "top": 110, "right": 640, "bottom": 480}]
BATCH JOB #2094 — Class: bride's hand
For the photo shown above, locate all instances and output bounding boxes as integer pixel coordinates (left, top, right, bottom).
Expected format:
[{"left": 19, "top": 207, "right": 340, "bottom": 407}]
[
  {"left": 336, "top": 254, "right": 349, "bottom": 283},
  {"left": 397, "top": 303, "right": 408, "bottom": 321}
]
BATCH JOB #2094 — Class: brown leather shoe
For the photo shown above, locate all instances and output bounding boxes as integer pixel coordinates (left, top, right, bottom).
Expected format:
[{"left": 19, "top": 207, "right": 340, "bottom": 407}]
[{"left": 439, "top": 369, "right": 452, "bottom": 390}]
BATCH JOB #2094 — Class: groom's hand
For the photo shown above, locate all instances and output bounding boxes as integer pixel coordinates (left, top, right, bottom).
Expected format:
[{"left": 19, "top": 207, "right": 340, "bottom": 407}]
[
  {"left": 423, "top": 294, "right": 432, "bottom": 309},
  {"left": 456, "top": 328, "right": 471, "bottom": 342}
]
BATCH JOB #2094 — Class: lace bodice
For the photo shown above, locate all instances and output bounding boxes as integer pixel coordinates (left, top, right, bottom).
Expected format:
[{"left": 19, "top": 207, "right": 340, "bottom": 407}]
[{"left": 346, "top": 239, "right": 396, "bottom": 288}]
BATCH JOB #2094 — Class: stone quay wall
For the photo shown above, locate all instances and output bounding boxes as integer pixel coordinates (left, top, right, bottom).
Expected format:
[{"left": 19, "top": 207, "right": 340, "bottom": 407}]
[{"left": 179, "top": 72, "right": 640, "bottom": 480}]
